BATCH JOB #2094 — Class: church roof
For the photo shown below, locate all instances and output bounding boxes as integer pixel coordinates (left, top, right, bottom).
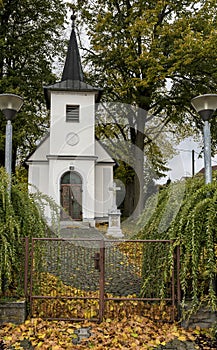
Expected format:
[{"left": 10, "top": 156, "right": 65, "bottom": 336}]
[
  {"left": 62, "top": 14, "right": 84, "bottom": 82},
  {"left": 45, "top": 79, "right": 102, "bottom": 93},
  {"left": 44, "top": 14, "right": 103, "bottom": 109}
]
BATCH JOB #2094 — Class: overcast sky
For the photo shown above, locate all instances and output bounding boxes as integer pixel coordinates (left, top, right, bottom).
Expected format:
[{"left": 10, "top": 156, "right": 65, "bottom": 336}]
[{"left": 160, "top": 136, "right": 217, "bottom": 183}]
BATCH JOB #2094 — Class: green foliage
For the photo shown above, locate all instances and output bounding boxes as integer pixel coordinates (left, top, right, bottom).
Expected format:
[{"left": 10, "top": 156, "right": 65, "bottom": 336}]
[
  {"left": 138, "top": 173, "right": 217, "bottom": 313},
  {"left": 15, "top": 166, "right": 28, "bottom": 184},
  {"left": 76, "top": 0, "right": 217, "bottom": 127},
  {"left": 0, "top": 167, "right": 59, "bottom": 297},
  {"left": 0, "top": 0, "right": 67, "bottom": 166},
  {"left": 76, "top": 0, "right": 217, "bottom": 217}
]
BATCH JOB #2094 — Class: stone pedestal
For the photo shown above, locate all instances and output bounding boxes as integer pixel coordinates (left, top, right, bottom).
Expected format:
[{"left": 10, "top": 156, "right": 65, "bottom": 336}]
[
  {"left": 181, "top": 303, "right": 217, "bottom": 329},
  {"left": 106, "top": 210, "right": 124, "bottom": 238},
  {"left": 0, "top": 300, "right": 26, "bottom": 324}
]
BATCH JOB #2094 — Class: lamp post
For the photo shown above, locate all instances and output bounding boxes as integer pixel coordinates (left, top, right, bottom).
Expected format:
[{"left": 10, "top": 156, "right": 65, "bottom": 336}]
[
  {"left": 0, "top": 93, "right": 23, "bottom": 190},
  {"left": 191, "top": 94, "right": 217, "bottom": 184}
]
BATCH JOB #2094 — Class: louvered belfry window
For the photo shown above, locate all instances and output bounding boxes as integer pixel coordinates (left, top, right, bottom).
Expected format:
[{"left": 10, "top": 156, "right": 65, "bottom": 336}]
[{"left": 66, "top": 105, "right": 80, "bottom": 122}]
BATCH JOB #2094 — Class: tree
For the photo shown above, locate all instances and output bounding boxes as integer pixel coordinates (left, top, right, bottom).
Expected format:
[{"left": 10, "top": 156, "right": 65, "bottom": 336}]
[
  {"left": 0, "top": 0, "right": 67, "bottom": 169},
  {"left": 95, "top": 102, "right": 172, "bottom": 216},
  {"left": 75, "top": 0, "right": 217, "bottom": 218}
]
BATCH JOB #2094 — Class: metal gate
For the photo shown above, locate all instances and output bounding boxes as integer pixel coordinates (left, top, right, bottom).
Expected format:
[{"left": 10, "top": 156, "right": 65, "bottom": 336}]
[{"left": 25, "top": 238, "right": 180, "bottom": 323}]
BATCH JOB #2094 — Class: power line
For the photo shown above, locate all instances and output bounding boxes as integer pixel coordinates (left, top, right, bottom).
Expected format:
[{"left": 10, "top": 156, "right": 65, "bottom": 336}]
[
  {"left": 177, "top": 148, "right": 217, "bottom": 161},
  {"left": 176, "top": 148, "right": 200, "bottom": 155}
]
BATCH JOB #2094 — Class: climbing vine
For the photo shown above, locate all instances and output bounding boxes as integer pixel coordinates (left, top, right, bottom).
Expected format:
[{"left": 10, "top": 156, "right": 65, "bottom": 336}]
[
  {"left": 138, "top": 173, "right": 217, "bottom": 314},
  {"left": 0, "top": 167, "right": 59, "bottom": 297}
]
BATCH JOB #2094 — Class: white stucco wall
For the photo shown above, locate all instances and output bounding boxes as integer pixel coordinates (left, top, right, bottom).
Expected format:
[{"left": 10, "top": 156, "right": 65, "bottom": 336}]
[
  {"left": 28, "top": 163, "right": 49, "bottom": 195},
  {"left": 28, "top": 143, "right": 114, "bottom": 221},
  {"left": 94, "top": 141, "right": 114, "bottom": 218},
  {"left": 27, "top": 89, "right": 114, "bottom": 224},
  {"left": 50, "top": 91, "right": 96, "bottom": 156},
  {"left": 27, "top": 135, "right": 50, "bottom": 194},
  {"left": 48, "top": 158, "right": 96, "bottom": 221},
  {"left": 95, "top": 164, "right": 113, "bottom": 218},
  {"left": 95, "top": 141, "right": 114, "bottom": 163},
  {"left": 28, "top": 136, "right": 50, "bottom": 161}
]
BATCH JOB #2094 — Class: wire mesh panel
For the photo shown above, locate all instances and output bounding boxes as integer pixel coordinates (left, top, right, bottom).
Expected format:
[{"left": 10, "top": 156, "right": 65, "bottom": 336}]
[
  {"left": 28, "top": 238, "right": 179, "bottom": 322},
  {"left": 104, "top": 240, "right": 142, "bottom": 296},
  {"left": 103, "top": 240, "right": 177, "bottom": 322},
  {"left": 30, "top": 238, "right": 102, "bottom": 321}
]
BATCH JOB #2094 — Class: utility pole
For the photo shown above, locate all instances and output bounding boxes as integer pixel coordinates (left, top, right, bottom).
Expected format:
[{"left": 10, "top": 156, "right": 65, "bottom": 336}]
[{"left": 192, "top": 150, "right": 195, "bottom": 177}]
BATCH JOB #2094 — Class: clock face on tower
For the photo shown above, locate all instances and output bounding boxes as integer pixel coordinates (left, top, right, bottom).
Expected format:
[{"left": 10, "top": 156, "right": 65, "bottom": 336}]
[{"left": 65, "top": 132, "right": 80, "bottom": 146}]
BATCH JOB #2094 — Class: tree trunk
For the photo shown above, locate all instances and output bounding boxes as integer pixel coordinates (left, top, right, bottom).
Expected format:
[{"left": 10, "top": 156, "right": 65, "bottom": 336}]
[
  {"left": 132, "top": 108, "right": 146, "bottom": 219},
  {"left": 120, "top": 108, "right": 147, "bottom": 219},
  {"left": 123, "top": 179, "right": 136, "bottom": 217}
]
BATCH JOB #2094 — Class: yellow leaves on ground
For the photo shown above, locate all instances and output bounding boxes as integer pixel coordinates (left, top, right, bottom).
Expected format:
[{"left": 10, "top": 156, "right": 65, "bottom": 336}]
[
  {"left": 118, "top": 241, "right": 143, "bottom": 267},
  {"left": 33, "top": 295, "right": 175, "bottom": 323},
  {"left": 0, "top": 316, "right": 197, "bottom": 350},
  {"left": 1, "top": 272, "right": 199, "bottom": 349},
  {"left": 32, "top": 273, "right": 175, "bottom": 322}
]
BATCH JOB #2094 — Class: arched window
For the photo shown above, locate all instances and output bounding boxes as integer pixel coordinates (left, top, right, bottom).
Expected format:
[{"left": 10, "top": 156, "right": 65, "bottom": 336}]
[{"left": 61, "top": 171, "right": 82, "bottom": 185}]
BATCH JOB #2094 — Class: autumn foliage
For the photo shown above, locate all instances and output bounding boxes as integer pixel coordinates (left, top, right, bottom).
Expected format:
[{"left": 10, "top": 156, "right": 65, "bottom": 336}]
[{"left": 0, "top": 316, "right": 199, "bottom": 350}]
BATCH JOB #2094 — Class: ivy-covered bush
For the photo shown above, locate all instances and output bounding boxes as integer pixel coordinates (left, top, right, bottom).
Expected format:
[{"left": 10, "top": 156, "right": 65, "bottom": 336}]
[
  {"left": 0, "top": 167, "right": 59, "bottom": 298},
  {"left": 138, "top": 172, "right": 217, "bottom": 313}
]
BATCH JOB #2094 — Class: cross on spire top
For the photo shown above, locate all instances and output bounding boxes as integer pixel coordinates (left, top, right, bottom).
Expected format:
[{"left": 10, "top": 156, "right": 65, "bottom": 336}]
[
  {"left": 61, "top": 8, "right": 84, "bottom": 82},
  {"left": 71, "top": 12, "right": 76, "bottom": 28}
]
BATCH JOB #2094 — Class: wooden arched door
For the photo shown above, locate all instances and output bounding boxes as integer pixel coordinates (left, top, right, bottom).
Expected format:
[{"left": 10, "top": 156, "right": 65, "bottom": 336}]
[{"left": 60, "top": 171, "right": 82, "bottom": 220}]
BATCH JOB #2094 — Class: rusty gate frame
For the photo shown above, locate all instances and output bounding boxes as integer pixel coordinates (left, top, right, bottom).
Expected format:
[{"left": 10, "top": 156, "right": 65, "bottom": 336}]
[{"left": 24, "top": 238, "right": 181, "bottom": 323}]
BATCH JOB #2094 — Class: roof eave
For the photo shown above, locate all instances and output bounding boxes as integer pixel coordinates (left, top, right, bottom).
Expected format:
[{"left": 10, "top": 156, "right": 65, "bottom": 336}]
[{"left": 43, "top": 80, "right": 103, "bottom": 109}]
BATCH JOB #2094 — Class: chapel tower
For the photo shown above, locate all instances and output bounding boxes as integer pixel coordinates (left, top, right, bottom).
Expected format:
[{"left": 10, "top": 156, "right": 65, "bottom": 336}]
[{"left": 27, "top": 14, "right": 114, "bottom": 225}]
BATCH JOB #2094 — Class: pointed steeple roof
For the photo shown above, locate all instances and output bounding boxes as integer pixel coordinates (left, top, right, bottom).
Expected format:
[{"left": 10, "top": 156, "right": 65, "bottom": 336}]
[
  {"left": 44, "top": 13, "right": 102, "bottom": 109},
  {"left": 61, "top": 14, "right": 84, "bottom": 82}
]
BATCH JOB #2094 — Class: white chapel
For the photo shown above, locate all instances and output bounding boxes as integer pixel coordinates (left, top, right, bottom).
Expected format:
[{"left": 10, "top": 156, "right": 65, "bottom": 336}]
[{"left": 26, "top": 15, "right": 115, "bottom": 226}]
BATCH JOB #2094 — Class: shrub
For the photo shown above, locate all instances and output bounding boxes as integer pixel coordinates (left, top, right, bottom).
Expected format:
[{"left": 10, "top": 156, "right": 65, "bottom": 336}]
[
  {"left": 0, "top": 167, "right": 59, "bottom": 297},
  {"left": 138, "top": 173, "right": 217, "bottom": 314}
]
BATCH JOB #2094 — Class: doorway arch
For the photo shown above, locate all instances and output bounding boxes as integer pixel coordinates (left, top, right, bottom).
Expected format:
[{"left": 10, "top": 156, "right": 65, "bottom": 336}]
[{"left": 60, "top": 171, "right": 82, "bottom": 220}]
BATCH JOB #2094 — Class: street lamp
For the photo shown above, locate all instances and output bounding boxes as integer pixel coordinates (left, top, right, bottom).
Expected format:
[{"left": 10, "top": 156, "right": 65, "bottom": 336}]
[
  {"left": 191, "top": 94, "right": 217, "bottom": 184},
  {"left": 0, "top": 93, "right": 23, "bottom": 189}
]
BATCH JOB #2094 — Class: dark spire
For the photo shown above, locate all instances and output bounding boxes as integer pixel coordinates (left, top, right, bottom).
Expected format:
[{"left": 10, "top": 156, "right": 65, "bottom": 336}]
[
  {"left": 43, "top": 10, "right": 103, "bottom": 109},
  {"left": 61, "top": 13, "right": 84, "bottom": 82}
]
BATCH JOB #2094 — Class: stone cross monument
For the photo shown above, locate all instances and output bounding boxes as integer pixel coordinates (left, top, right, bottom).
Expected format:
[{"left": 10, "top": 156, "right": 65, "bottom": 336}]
[
  {"left": 109, "top": 182, "right": 121, "bottom": 212},
  {"left": 106, "top": 182, "right": 124, "bottom": 238}
]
